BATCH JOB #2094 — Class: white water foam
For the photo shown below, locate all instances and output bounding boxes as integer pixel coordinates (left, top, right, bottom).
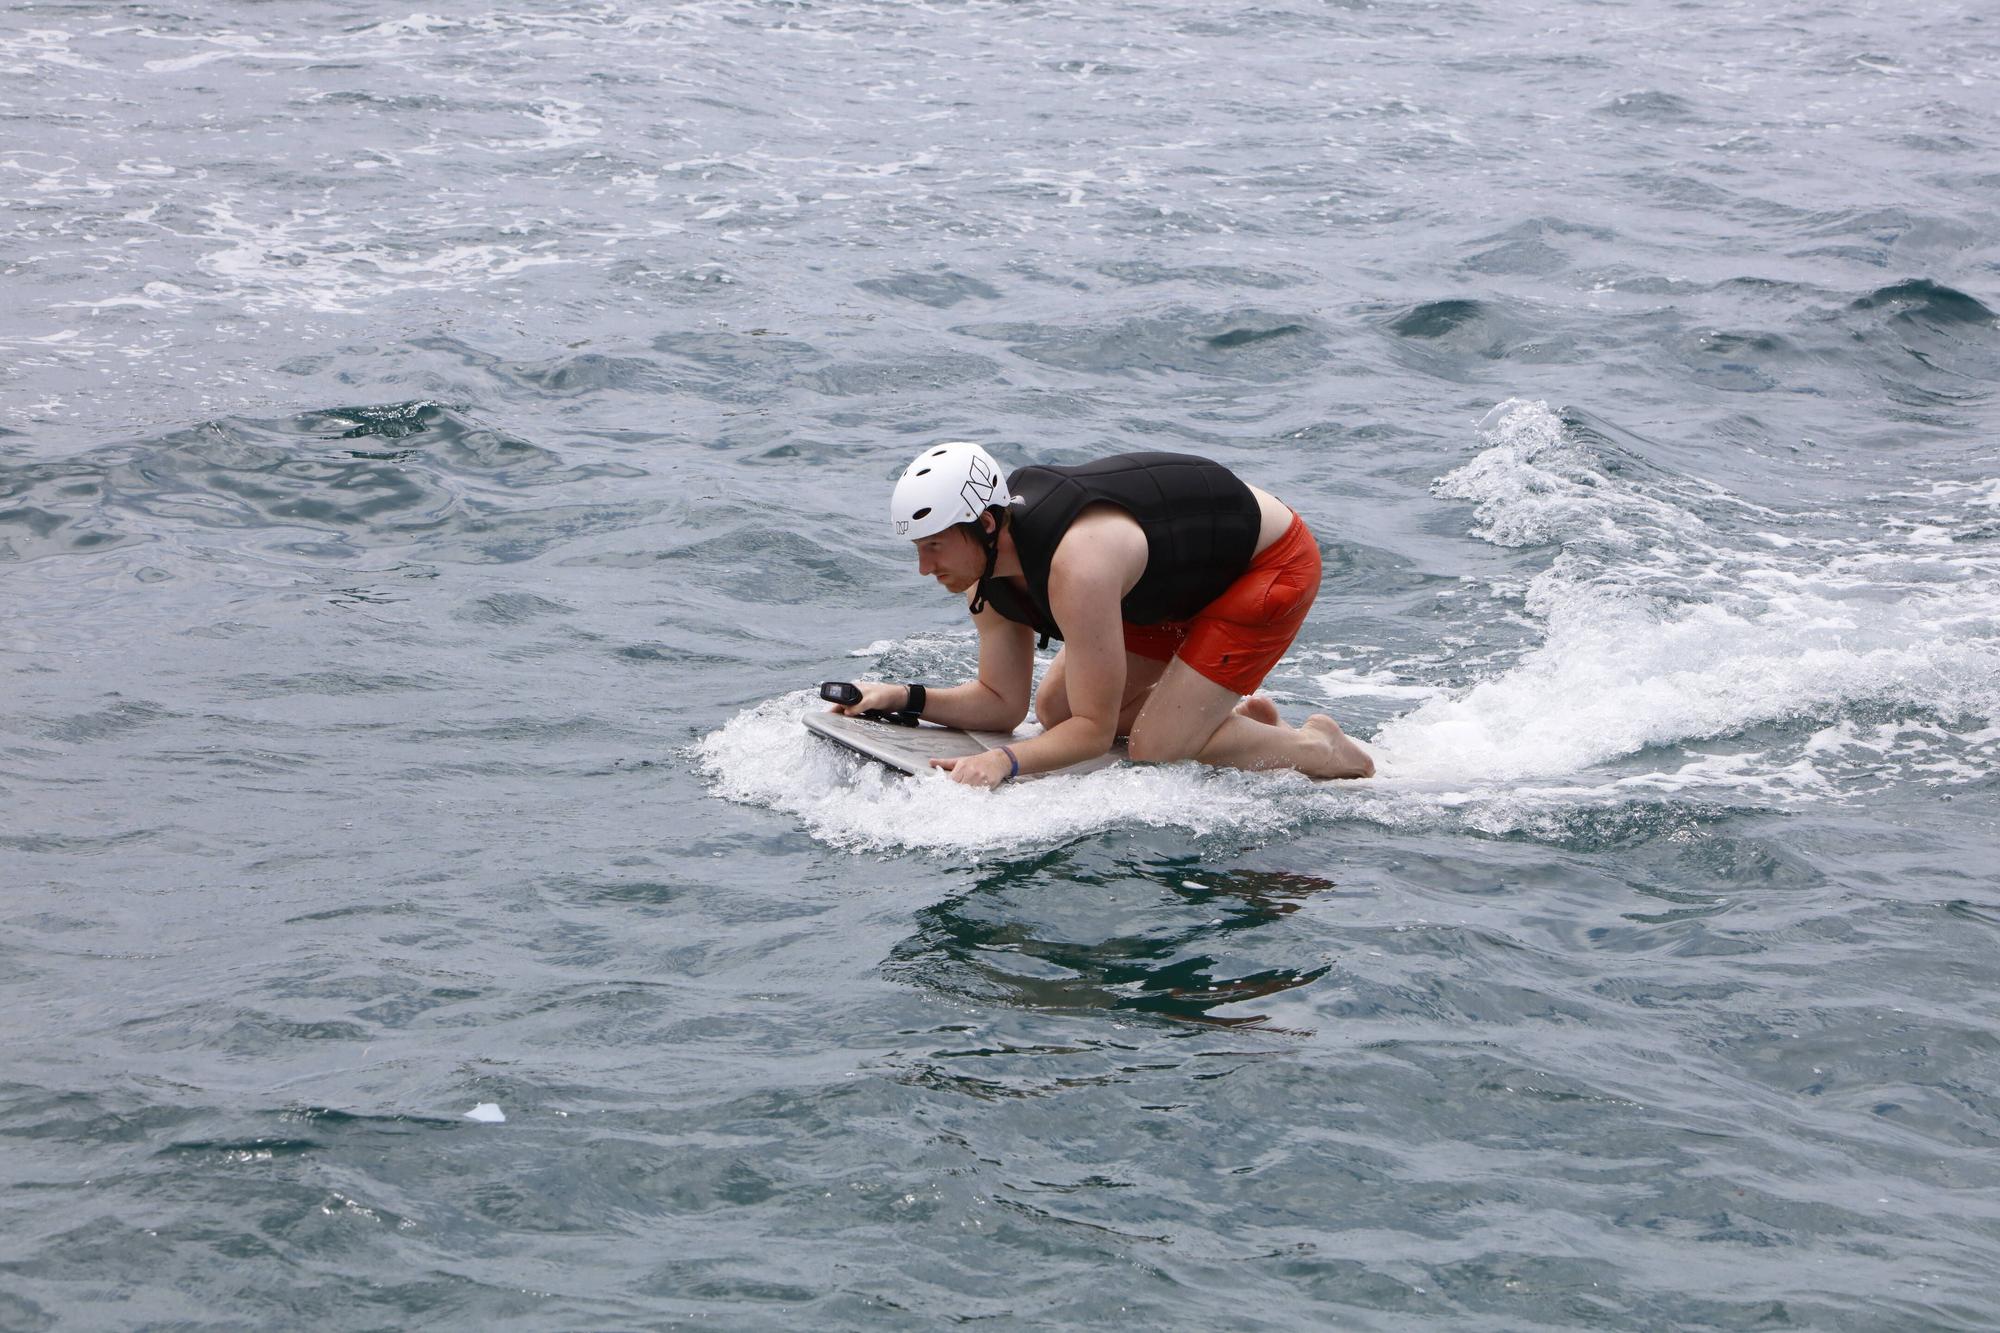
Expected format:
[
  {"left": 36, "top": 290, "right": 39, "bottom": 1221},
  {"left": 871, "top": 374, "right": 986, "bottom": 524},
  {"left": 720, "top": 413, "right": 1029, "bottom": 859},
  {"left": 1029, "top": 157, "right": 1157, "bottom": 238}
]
[
  {"left": 1433, "top": 399, "right": 1706, "bottom": 552},
  {"left": 1314, "top": 666, "right": 1449, "bottom": 702},
  {"left": 1371, "top": 399, "right": 2000, "bottom": 788},
  {"left": 692, "top": 691, "right": 1307, "bottom": 858},
  {"left": 689, "top": 688, "right": 1807, "bottom": 857},
  {"left": 193, "top": 199, "right": 574, "bottom": 315}
]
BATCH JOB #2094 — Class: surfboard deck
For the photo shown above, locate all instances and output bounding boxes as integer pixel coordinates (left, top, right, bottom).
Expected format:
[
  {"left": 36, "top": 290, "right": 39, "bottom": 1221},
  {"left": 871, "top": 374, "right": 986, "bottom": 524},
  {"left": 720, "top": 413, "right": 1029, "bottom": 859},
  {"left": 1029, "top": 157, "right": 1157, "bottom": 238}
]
[{"left": 802, "top": 711, "right": 1125, "bottom": 779}]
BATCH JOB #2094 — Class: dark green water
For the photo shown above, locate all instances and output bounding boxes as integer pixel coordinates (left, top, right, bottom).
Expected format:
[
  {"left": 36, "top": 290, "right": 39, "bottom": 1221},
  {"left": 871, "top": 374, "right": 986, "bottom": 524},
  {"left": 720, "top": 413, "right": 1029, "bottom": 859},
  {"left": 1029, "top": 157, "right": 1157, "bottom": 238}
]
[{"left": 3, "top": 1, "right": 1998, "bottom": 1327}]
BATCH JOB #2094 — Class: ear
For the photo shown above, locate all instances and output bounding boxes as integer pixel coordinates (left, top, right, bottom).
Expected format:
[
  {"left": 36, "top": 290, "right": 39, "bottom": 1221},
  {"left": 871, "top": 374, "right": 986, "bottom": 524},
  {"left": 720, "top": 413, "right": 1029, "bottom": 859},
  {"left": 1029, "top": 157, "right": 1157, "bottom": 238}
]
[{"left": 980, "top": 509, "right": 999, "bottom": 536}]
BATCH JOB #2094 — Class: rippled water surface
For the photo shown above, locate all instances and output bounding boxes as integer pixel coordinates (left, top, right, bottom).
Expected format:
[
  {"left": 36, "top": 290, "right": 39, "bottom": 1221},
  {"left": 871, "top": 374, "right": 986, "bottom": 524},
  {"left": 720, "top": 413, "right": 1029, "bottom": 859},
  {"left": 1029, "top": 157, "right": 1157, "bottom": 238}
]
[{"left": 5, "top": 1, "right": 2000, "bottom": 1327}]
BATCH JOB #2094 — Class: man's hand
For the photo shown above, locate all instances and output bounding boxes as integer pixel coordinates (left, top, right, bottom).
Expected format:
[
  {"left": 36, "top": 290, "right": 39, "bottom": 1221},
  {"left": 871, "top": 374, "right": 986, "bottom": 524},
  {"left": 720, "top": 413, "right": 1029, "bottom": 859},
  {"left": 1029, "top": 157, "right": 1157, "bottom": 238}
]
[
  {"left": 829, "top": 681, "right": 908, "bottom": 716},
  {"left": 930, "top": 748, "right": 1016, "bottom": 789}
]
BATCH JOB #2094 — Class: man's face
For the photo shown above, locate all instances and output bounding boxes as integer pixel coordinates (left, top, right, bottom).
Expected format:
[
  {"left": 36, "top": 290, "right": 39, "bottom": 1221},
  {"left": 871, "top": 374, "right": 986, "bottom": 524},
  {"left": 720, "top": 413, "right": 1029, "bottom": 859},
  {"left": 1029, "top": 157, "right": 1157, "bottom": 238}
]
[{"left": 914, "top": 523, "right": 985, "bottom": 594}]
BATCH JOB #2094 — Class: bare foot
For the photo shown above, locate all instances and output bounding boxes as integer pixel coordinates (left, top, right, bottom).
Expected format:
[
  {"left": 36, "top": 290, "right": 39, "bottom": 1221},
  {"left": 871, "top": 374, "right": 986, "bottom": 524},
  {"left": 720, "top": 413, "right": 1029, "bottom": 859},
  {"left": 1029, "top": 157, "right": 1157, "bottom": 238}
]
[
  {"left": 1233, "top": 694, "right": 1283, "bottom": 727},
  {"left": 1300, "top": 714, "right": 1375, "bottom": 780}
]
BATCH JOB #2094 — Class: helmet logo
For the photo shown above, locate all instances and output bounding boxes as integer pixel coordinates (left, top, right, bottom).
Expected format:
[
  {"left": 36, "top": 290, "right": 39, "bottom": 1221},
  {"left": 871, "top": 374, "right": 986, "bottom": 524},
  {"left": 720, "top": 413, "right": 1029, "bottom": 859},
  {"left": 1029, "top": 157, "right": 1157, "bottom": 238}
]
[
  {"left": 960, "top": 455, "right": 1001, "bottom": 517},
  {"left": 895, "top": 519, "right": 908, "bottom": 535}
]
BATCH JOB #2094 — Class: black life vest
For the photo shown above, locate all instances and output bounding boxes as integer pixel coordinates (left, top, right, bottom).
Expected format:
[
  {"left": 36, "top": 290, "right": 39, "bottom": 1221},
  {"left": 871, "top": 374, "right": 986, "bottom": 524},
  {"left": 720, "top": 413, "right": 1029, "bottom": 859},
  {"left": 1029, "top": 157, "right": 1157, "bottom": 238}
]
[{"left": 977, "top": 452, "right": 1261, "bottom": 643}]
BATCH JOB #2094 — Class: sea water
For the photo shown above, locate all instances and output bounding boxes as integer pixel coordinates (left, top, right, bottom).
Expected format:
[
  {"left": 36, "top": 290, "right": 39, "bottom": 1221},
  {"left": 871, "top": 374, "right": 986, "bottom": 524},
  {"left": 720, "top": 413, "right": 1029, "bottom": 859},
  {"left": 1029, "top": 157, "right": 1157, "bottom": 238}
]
[{"left": 4, "top": 1, "right": 1998, "bottom": 1326}]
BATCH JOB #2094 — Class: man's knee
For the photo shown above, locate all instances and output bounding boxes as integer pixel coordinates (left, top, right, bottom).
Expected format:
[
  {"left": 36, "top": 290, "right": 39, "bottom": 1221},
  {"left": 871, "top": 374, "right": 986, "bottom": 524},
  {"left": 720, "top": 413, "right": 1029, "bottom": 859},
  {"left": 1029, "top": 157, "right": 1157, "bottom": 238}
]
[
  {"left": 1034, "top": 682, "right": 1069, "bottom": 730},
  {"left": 1125, "top": 722, "right": 1199, "bottom": 765}
]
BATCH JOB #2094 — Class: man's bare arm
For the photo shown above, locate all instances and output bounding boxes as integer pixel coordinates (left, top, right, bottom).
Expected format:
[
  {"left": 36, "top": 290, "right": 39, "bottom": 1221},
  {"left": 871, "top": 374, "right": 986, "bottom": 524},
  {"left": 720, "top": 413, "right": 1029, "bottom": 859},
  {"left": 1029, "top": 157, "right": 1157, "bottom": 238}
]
[
  {"left": 996, "top": 515, "right": 1144, "bottom": 775},
  {"left": 835, "top": 603, "right": 1034, "bottom": 732}
]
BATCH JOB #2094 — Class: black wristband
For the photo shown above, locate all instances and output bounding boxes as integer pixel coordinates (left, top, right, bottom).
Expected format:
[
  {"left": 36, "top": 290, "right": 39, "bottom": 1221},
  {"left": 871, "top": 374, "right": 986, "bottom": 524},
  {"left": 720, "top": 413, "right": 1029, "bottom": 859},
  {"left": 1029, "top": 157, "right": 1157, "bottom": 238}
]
[{"left": 902, "top": 683, "right": 927, "bottom": 716}]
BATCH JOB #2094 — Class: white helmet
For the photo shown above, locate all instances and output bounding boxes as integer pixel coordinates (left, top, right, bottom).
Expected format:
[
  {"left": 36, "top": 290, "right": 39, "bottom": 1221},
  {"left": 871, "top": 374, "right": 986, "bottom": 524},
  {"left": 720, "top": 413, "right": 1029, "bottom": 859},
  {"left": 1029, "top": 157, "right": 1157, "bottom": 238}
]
[{"left": 888, "top": 441, "right": 1018, "bottom": 540}]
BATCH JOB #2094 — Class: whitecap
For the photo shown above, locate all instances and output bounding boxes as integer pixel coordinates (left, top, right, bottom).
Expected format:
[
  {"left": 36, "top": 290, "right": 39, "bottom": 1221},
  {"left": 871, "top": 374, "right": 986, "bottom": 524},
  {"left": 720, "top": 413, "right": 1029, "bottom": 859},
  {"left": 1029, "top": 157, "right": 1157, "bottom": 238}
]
[{"left": 1379, "top": 399, "right": 2000, "bottom": 793}]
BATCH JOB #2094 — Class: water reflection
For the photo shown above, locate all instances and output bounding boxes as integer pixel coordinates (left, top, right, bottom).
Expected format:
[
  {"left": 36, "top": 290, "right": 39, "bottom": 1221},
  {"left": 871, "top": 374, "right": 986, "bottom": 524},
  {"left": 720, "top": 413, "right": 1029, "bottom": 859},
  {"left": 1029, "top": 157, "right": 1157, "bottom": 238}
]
[{"left": 888, "top": 852, "right": 1343, "bottom": 1028}]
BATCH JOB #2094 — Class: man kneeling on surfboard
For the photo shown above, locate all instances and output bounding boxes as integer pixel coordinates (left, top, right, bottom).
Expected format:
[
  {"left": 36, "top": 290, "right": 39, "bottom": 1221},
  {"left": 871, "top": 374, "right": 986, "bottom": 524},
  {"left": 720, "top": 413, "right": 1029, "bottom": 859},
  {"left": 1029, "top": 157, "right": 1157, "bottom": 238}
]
[{"left": 834, "top": 442, "right": 1375, "bottom": 788}]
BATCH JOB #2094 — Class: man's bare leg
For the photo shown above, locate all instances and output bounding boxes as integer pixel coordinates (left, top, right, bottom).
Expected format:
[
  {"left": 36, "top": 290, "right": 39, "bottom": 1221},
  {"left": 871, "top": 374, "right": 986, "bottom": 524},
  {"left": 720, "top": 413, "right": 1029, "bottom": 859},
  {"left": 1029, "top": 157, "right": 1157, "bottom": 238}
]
[
  {"left": 1235, "top": 695, "right": 1374, "bottom": 776},
  {"left": 1130, "top": 663, "right": 1373, "bottom": 779}
]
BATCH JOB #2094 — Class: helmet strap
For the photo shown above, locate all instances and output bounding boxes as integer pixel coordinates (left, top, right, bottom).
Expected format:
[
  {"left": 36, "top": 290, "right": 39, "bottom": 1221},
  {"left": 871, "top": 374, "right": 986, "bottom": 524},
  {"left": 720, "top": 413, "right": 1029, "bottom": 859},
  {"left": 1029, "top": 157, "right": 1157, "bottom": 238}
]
[{"left": 968, "top": 509, "right": 1002, "bottom": 615}]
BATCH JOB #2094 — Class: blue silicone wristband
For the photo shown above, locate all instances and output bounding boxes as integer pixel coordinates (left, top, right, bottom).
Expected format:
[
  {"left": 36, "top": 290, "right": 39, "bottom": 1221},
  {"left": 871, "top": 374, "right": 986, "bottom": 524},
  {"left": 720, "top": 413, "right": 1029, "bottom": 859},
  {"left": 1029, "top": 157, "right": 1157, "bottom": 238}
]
[{"left": 999, "top": 745, "right": 1020, "bottom": 781}]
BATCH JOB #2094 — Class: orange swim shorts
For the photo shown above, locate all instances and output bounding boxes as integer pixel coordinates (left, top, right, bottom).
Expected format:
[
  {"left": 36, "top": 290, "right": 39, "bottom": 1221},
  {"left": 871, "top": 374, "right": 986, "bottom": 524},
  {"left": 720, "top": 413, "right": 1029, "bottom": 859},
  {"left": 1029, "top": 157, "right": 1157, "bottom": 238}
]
[{"left": 1122, "top": 512, "right": 1322, "bottom": 695}]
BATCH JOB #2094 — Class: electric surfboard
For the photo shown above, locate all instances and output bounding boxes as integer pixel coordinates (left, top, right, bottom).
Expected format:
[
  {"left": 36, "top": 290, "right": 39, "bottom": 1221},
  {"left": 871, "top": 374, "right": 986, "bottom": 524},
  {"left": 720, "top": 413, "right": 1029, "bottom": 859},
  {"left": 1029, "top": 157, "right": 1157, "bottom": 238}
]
[{"left": 802, "top": 711, "right": 1126, "bottom": 779}]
